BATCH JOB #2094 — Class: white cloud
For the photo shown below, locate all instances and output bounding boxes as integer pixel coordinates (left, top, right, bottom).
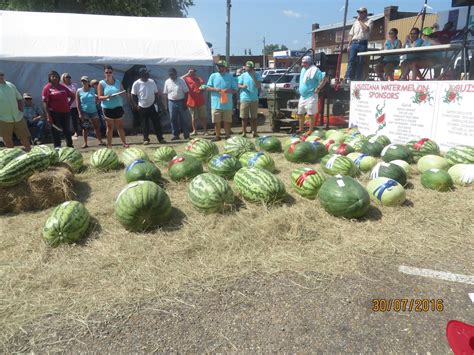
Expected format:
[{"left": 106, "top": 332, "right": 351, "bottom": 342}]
[{"left": 283, "top": 10, "right": 302, "bottom": 18}]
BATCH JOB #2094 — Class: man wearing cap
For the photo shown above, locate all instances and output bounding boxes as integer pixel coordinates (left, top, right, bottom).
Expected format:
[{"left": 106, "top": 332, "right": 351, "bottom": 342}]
[
  {"left": 297, "top": 56, "right": 328, "bottom": 135},
  {"left": 0, "top": 73, "right": 31, "bottom": 150},
  {"left": 345, "top": 7, "right": 373, "bottom": 81},
  {"left": 204, "top": 60, "right": 238, "bottom": 141},
  {"left": 237, "top": 61, "right": 262, "bottom": 137},
  {"left": 181, "top": 68, "right": 208, "bottom": 136},
  {"left": 131, "top": 68, "right": 166, "bottom": 144},
  {"left": 23, "top": 92, "right": 47, "bottom": 145},
  {"left": 163, "top": 68, "right": 190, "bottom": 141}
]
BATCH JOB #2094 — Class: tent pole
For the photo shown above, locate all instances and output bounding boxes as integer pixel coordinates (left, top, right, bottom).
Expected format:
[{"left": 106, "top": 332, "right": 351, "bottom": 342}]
[
  {"left": 420, "top": 0, "right": 428, "bottom": 31},
  {"left": 335, "top": 0, "right": 349, "bottom": 88},
  {"left": 226, "top": 0, "right": 231, "bottom": 67}
]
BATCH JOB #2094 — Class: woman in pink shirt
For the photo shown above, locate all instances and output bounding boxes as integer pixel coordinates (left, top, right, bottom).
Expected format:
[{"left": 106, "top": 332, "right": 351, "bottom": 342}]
[
  {"left": 61, "top": 73, "right": 80, "bottom": 138},
  {"left": 42, "top": 71, "right": 75, "bottom": 148}
]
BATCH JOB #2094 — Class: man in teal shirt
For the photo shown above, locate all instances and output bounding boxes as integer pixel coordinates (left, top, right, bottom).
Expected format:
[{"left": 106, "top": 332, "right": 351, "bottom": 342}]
[
  {"left": 297, "top": 56, "right": 328, "bottom": 135},
  {"left": 205, "top": 60, "right": 238, "bottom": 141},
  {"left": 237, "top": 61, "right": 262, "bottom": 137},
  {"left": 0, "top": 72, "right": 31, "bottom": 150}
]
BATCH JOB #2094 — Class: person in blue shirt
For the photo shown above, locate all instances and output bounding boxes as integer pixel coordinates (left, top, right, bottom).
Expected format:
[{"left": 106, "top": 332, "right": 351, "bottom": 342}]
[
  {"left": 23, "top": 92, "right": 47, "bottom": 145},
  {"left": 399, "top": 27, "right": 424, "bottom": 80},
  {"left": 237, "top": 61, "right": 262, "bottom": 137},
  {"left": 297, "top": 56, "right": 328, "bottom": 135},
  {"left": 375, "top": 28, "right": 402, "bottom": 81},
  {"left": 204, "top": 60, "right": 238, "bottom": 141}
]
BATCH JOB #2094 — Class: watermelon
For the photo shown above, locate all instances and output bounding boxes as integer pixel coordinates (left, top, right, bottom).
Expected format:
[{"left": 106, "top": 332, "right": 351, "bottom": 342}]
[
  {"left": 168, "top": 154, "right": 203, "bottom": 182},
  {"left": 309, "top": 130, "right": 326, "bottom": 139},
  {"left": 308, "top": 140, "right": 328, "bottom": 159},
  {"left": 370, "top": 162, "right": 407, "bottom": 186},
  {"left": 361, "top": 141, "right": 385, "bottom": 157},
  {"left": 291, "top": 167, "right": 325, "bottom": 199},
  {"left": 187, "top": 173, "right": 234, "bottom": 213},
  {"left": 321, "top": 154, "right": 358, "bottom": 177},
  {"left": 417, "top": 155, "right": 449, "bottom": 173},
  {"left": 344, "top": 134, "right": 367, "bottom": 151},
  {"left": 240, "top": 151, "right": 275, "bottom": 172},
  {"left": 208, "top": 154, "right": 242, "bottom": 179},
  {"left": 284, "top": 141, "right": 318, "bottom": 163},
  {"left": 407, "top": 138, "right": 440, "bottom": 158},
  {"left": 31, "top": 145, "right": 59, "bottom": 164},
  {"left": 153, "top": 146, "right": 177, "bottom": 166},
  {"left": 42, "top": 201, "right": 90, "bottom": 246},
  {"left": 304, "top": 135, "right": 322, "bottom": 144},
  {"left": 324, "top": 129, "right": 337, "bottom": 139},
  {"left": 381, "top": 144, "right": 413, "bottom": 163},
  {"left": 329, "top": 143, "right": 355, "bottom": 156},
  {"left": 318, "top": 175, "right": 370, "bottom": 219},
  {"left": 255, "top": 136, "right": 282, "bottom": 153},
  {"left": 185, "top": 138, "right": 219, "bottom": 162},
  {"left": 421, "top": 169, "right": 454, "bottom": 192},
  {"left": 326, "top": 130, "right": 345, "bottom": 144},
  {"left": 282, "top": 135, "right": 302, "bottom": 150},
  {"left": 115, "top": 181, "right": 172, "bottom": 231},
  {"left": 367, "top": 134, "right": 391, "bottom": 147},
  {"left": 90, "top": 148, "right": 119, "bottom": 171},
  {"left": 347, "top": 153, "right": 377, "bottom": 173},
  {"left": 0, "top": 152, "right": 50, "bottom": 187},
  {"left": 391, "top": 159, "right": 412, "bottom": 177},
  {"left": 58, "top": 147, "right": 83, "bottom": 173},
  {"left": 366, "top": 177, "right": 406, "bottom": 207},
  {"left": 224, "top": 136, "right": 255, "bottom": 158},
  {"left": 121, "top": 147, "right": 149, "bottom": 167},
  {"left": 445, "top": 145, "right": 474, "bottom": 166},
  {"left": 0, "top": 147, "right": 25, "bottom": 169},
  {"left": 448, "top": 164, "right": 474, "bottom": 186},
  {"left": 125, "top": 159, "right": 161, "bottom": 184},
  {"left": 234, "top": 167, "right": 286, "bottom": 204},
  {"left": 323, "top": 139, "right": 337, "bottom": 152}
]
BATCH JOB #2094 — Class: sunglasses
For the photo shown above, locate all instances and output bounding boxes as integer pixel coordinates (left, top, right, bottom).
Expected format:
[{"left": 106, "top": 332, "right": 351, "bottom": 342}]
[
  {"left": 65, "top": 76, "right": 71, "bottom": 79},
  {"left": 389, "top": 32, "right": 395, "bottom": 34},
  {"left": 25, "top": 98, "right": 32, "bottom": 100},
  {"left": 410, "top": 32, "right": 417, "bottom": 35},
  {"left": 105, "top": 71, "right": 113, "bottom": 74},
  {"left": 81, "top": 80, "right": 88, "bottom": 82}
]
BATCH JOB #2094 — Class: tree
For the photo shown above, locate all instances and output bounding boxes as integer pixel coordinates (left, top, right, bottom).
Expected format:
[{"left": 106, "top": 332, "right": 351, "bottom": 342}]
[
  {"left": 263, "top": 44, "right": 288, "bottom": 55},
  {"left": 0, "top": 0, "right": 194, "bottom": 17}
]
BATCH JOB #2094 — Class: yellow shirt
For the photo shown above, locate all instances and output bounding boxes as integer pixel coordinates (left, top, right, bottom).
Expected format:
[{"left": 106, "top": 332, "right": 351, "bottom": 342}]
[{"left": 0, "top": 81, "right": 23, "bottom": 122}]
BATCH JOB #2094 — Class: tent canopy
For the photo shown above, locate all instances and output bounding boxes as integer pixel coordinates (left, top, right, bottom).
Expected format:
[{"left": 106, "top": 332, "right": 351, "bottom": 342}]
[{"left": 0, "top": 10, "right": 213, "bottom": 65}]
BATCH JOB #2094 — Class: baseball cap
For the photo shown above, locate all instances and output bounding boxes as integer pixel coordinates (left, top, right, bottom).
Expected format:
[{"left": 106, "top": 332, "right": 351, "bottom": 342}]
[
  {"left": 422, "top": 27, "right": 433, "bottom": 36},
  {"left": 245, "top": 61, "right": 255, "bottom": 68},
  {"left": 216, "top": 60, "right": 228, "bottom": 68},
  {"left": 357, "top": 7, "right": 368, "bottom": 13},
  {"left": 23, "top": 92, "right": 32, "bottom": 99},
  {"left": 302, "top": 56, "right": 312, "bottom": 63},
  {"left": 90, "top": 79, "right": 98, "bottom": 86},
  {"left": 80, "top": 76, "right": 89, "bottom": 82}
]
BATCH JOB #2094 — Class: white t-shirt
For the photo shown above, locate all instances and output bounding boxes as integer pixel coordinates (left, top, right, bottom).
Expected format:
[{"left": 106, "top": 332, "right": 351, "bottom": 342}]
[
  {"left": 349, "top": 18, "right": 373, "bottom": 41},
  {"left": 131, "top": 79, "right": 158, "bottom": 108},
  {"left": 163, "top": 78, "right": 189, "bottom": 101}
]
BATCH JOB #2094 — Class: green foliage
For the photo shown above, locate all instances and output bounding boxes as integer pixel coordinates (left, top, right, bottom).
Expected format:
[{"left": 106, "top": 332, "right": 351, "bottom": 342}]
[{"left": 264, "top": 44, "right": 288, "bottom": 55}]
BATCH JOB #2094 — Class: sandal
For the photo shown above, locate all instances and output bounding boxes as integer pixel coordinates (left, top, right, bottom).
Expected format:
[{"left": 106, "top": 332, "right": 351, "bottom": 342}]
[{"left": 123, "top": 144, "right": 130, "bottom": 148}]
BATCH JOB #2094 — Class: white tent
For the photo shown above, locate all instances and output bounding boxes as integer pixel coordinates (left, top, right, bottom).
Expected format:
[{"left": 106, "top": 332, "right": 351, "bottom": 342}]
[{"left": 0, "top": 10, "right": 214, "bottom": 129}]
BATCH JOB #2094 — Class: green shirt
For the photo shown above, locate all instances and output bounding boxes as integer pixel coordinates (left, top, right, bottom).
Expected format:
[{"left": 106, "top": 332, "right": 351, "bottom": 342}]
[{"left": 0, "top": 81, "right": 23, "bottom": 122}]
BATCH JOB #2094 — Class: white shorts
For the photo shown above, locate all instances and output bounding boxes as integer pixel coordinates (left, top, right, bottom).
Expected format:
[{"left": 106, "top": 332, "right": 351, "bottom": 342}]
[{"left": 297, "top": 95, "right": 318, "bottom": 115}]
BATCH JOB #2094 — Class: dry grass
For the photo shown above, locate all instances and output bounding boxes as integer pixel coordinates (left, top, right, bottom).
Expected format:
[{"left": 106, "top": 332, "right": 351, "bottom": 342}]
[{"left": 1, "top": 136, "right": 473, "bottom": 348}]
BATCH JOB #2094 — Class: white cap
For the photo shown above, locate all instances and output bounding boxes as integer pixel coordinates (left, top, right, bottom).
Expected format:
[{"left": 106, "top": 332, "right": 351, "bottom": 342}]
[{"left": 302, "top": 56, "right": 312, "bottom": 63}]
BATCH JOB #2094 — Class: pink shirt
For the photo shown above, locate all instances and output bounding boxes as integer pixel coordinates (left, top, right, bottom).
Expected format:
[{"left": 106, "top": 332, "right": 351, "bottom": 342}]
[
  {"left": 42, "top": 83, "right": 74, "bottom": 113},
  {"left": 65, "top": 83, "right": 78, "bottom": 108}
]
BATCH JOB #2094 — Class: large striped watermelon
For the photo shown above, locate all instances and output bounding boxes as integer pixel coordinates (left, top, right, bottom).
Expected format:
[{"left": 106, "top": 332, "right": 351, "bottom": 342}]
[
  {"left": 321, "top": 154, "right": 358, "bottom": 177},
  {"left": 42, "top": 201, "right": 90, "bottom": 247},
  {"left": 115, "top": 180, "right": 172, "bottom": 231},
  {"left": 381, "top": 144, "right": 413, "bottom": 163},
  {"left": 417, "top": 155, "right": 449, "bottom": 173},
  {"left": 309, "top": 130, "right": 326, "bottom": 139},
  {"left": 361, "top": 141, "right": 385, "bottom": 157},
  {"left": 125, "top": 159, "right": 161, "bottom": 184},
  {"left": 421, "top": 169, "right": 453, "bottom": 192},
  {"left": 187, "top": 173, "right": 234, "bottom": 213},
  {"left": 208, "top": 154, "right": 241, "bottom": 179},
  {"left": 58, "top": 147, "right": 83, "bottom": 173},
  {"left": 370, "top": 162, "right": 407, "bottom": 186},
  {"left": 240, "top": 151, "right": 275, "bottom": 172},
  {"left": 153, "top": 147, "right": 177, "bottom": 166},
  {"left": 448, "top": 164, "right": 474, "bottom": 186},
  {"left": 284, "top": 141, "right": 318, "bottom": 163},
  {"left": 367, "top": 134, "right": 391, "bottom": 147},
  {"left": 445, "top": 145, "right": 474, "bottom": 166},
  {"left": 309, "top": 141, "right": 328, "bottom": 159},
  {"left": 255, "top": 136, "right": 282, "bottom": 153},
  {"left": 326, "top": 131, "right": 345, "bottom": 144},
  {"left": 121, "top": 147, "right": 149, "bottom": 167},
  {"left": 90, "top": 148, "right": 119, "bottom": 171},
  {"left": 185, "top": 138, "right": 219, "bottom": 162},
  {"left": 318, "top": 175, "right": 370, "bottom": 219},
  {"left": 366, "top": 177, "right": 406, "bottom": 207},
  {"left": 0, "top": 152, "right": 50, "bottom": 187},
  {"left": 407, "top": 138, "right": 440, "bottom": 158},
  {"left": 168, "top": 154, "right": 203, "bottom": 182},
  {"left": 329, "top": 143, "right": 355, "bottom": 156},
  {"left": 391, "top": 159, "right": 412, "bottom": 177},
  {"left": 234, "top": 167, "right": 286, "bottom": 204},
  {"left": 224, "top": 136, "right": 255, "bottom": 158},
  {"left": 347, "top": 153, "right": 377, "bottom": 172},
  {"left": 291, "top": 167, "right": 325, "bottom": 199},
  {"left": 282, "top": 135, "right": 302, "bottom": 150},
  {"left": 0, "top": 147, "right": 25, "bottom": 169},
  {"left": 31, "top": 145, "right": 59, "bottom": 164},
  {"left": 344, "top": 134, "right": 367, "bottom": 151}
]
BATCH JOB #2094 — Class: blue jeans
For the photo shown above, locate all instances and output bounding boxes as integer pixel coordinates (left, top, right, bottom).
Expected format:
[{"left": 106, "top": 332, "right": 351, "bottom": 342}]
[
  {"left": 345, "top": 40, "right": 368, "bottom": 81},
  {"left": 169, "top": 99, "right": 190, "bottom": 138},
  {"left": 27, "top": 119, "right": 47, "bottom": 140}
]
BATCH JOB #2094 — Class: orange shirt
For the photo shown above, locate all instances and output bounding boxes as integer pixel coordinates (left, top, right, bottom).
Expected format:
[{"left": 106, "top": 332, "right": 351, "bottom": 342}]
[{"left": 184, "top": 76, "right": 205, "bottom": 108}]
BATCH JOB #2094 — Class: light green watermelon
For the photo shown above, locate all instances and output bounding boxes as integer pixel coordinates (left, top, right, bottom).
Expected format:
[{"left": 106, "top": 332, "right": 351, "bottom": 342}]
[
  {"left": 58, "top": 147, "right": 83, "bottom": 172},
  {"left": 208, "top": 154, "right": 242, "bottom": 179},
  {"left": 309, "top": 130, "right": 326, "bottom": 139},
  {"left": 344, "top": 134, "right": 367, "bottom": 151},
  {"left": 326, "top": 131, "right": 345, "bottom": 144},
  {"left": 291, "top": 167, "right": 325, "bottom": 199},
  {"left": 240, "top": 151, "right": 275, "bottom": 172},
  {"left": 255, "top": 136, "right": 282, "bottom": 153},
  {"left": 153, "top": 147, "right": 177, "bottom": 166},
  {"left": 421, "top": 169, "right": 454, "bottom": 192},
  {"left": 234, "top": 167, "right": 286, "bottom": 204},
  {"left": 407, "top": 138, "right": 440, "bottom": 159},
  {"left": 347, "top": 152, "right": 378, "bottom": 173},
  {"left": 125, "top": 159, "right": 161, "bottom": 184},
  {"left": 321, "top": 154, "right": 358, "bottom": 177},
  {"left": 284, "top": 141, "right": 318, "bottom": 163},
  {"left": 187, "top": 173, "right": 234, "bottom": 213},
  {"left": 417, "top": 155, "right": 449, "bottom": 173},
  {"left": 168, "top": 154, "right": 203, "bottom": 182},
  {"left": 381, "top": 144, "right": 413, "bottom": 163},
  {"left": 329, "top": 143, "right": 355, "bottom": 156},
  {"left": 90, "top": 148, "right": 119, "bottom": 170},
  {"left": 282, "top": 136, "right": 302, "bottom": 150},
  {"left": 366, "top": 177, "right": 406, "bottom": 207},
  {"left": 370, "top": 162, "right": 407, "bottom": 186},
  {"left": 224, "top": 136, "right": 255, "bottom": 158},
  {"left": 121, "top": 147, "right": 149, "bottom": 167},
  {"left": 185, "top": 138, "right": 219, "bottom": 162},
  {"left": 447, "top": 164, "right": 474, "bottom": 186},
  {"left": 445, "top": 145, "right": 474, "bottom": 166}
]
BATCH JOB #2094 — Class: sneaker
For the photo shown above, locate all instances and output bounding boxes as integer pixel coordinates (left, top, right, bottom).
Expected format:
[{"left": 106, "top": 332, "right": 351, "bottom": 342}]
[
  {"left": 171, "top": 136, "right": 180, "bottom": 141},
  {"left": 143, "top": 140, "right": 150, "bottom": 145},
  {"left": 190, "top": 131, "right": 198, "bottom": 136},
  {"left": 253, "top": 132, "right": 259, "bottom": 138},
  {"left": 211, "top": 137, "right": 221, "bottom": 142}
]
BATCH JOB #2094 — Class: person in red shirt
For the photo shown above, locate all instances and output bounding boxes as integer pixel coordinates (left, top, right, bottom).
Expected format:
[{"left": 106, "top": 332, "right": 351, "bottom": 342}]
[
  {"left": 181, "top": 68, "right": 208, "bottom": 136},
  {"left": 42, "top": 70, "right": 75, "bottom": 148}
]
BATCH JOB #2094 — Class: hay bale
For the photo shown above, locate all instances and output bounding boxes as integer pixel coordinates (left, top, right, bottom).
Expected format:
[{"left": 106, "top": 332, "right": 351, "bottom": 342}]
[{"left": 0, "top": 166, "right": 75, "bottom": 214}]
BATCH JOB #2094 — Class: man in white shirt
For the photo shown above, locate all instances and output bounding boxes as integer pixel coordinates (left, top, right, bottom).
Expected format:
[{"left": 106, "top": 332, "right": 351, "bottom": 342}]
[
  {"left": 345, "top": 7, "right": 373, "bottom": 81},
  {"left": 163, "top": 68, "right": 190, "bottom": 140},
  {"left": 131, "top": 68, "right": 166, "bottom": 144}
]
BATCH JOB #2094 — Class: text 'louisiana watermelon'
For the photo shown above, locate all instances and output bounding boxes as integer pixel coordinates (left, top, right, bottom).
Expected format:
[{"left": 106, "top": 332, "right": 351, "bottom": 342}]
[
  {"left": 121, "top": 147, "right": 149, "bottom": 167},
  {"left": 153, "top": 146, "right": 177, "bottom": 166},
  {"left": 318, "top": 175, "right": 370, "bottom": 218},
  {"left": 285, "top": 141, "right": 318, "bottom": 163},
  {"left": 224, "top": 136, "right": 255, "bottom": 158},
  {"left": 234, "top": 167, "right": 286, "bottom": 204},
  {"left": 421, "top": 169, "right": 454, "bottom": 192},
  {"left": 115, "top": 180, "right": 172, "bottom": 231},
  {"left": 58, "top": 147, "right": 83, "bottom": 173},
  {"left": 255, "top": 136, "right": 282, "bottom": 153},
  {"left": 125, "top": 159, "right": 161, "bottom": 184},
  {"left": 185, "top": 138, "right": 219, "bottom": 162},
  {"left": 188, "top": 173, "right": 234, "bottom": 213},
  {"left": 208, "top": 154, "right": 242, "bottom": 179},
  {"left": 42, "top": 201, "right": 90, "bottom": 247},
  {"left": 366, "top": 177, "right": 406, "bottom": 207},
  {"left": 90, "top": 148, "right": 119, "bottom": 171},
  {"left": 291, "top": 167, "right": 325, "bottom": 199},
  {"left": 168, "top": 154, "right": 203, "bottom": 182},
  {"left": 321, "top": 154, "right": 358, "bottom": 177}
]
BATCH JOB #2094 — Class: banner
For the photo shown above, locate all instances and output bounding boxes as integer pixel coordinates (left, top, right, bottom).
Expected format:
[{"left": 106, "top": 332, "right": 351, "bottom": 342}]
[{"left": 349, "top": 81, "right": 474, "bottom": 152}]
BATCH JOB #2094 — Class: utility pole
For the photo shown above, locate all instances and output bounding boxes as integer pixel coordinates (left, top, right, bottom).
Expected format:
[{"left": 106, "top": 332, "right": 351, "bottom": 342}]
[
  {"left": 420, "top": 0, "right": 428, "bottom": 32},
  {"left": 262, "top": 36, "right": 266, "bottom": 69},
  {"left": 226, "top": 0, "right": 231, "bottom": 66}
]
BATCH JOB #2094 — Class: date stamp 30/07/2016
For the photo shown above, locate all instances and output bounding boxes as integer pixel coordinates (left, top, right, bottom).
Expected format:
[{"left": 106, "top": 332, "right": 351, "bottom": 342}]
[{"left": 371, "top": 299, "right": 444, "bottom": 312}]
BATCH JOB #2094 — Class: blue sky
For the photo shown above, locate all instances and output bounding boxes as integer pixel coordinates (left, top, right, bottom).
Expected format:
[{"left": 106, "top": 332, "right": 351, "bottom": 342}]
[{"left": 187, "top": 0, "right": 448, "bottom": 55}]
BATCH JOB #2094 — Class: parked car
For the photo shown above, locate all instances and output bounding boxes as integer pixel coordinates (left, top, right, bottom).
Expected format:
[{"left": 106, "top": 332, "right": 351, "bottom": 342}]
[
  {"left": 260, "top": 73, "right": 300, "bottom": 99},
  {"left": 261, "top": 69, "right": 288, "bottom": 79}
]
